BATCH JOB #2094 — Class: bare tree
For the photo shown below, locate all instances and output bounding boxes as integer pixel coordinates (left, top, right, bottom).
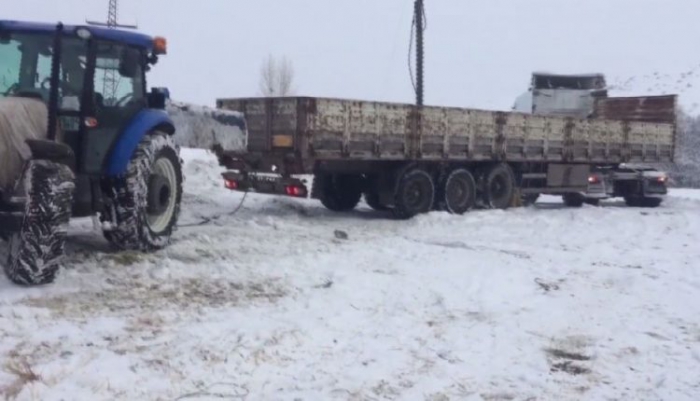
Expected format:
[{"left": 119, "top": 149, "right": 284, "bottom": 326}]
[{"left": 259, "top": 54, "right": 295, "bottom": 97}]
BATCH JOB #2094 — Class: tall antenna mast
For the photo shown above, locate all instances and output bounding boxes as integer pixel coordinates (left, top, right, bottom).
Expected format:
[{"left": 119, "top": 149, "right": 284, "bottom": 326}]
[{"left": 86, "top": 0, "right": 137, "bottom": 102}]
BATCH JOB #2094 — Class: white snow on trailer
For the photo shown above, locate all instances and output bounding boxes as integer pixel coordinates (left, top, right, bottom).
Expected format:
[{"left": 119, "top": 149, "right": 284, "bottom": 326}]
[{"left": 0, "top": 148, "right": 698, "bottom": 400}]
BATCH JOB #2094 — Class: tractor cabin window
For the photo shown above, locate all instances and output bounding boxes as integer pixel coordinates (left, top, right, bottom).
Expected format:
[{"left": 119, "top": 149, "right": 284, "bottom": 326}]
[
  {"left": 93, "top": 42, "right": 145, "bottom": 110},
  {"left": 0, "top": 33, "right": 54, "bottom": 101}
]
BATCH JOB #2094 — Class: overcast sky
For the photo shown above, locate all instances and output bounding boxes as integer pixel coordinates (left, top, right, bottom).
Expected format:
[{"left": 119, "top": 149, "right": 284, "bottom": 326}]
[{"left": 5, "top": 0, "right": 700, "bottom": 111}]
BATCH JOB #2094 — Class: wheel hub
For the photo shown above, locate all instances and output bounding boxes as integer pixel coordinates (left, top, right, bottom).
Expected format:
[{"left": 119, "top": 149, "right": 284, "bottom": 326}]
[{"left": 147, "top": 174, "right": 171, "bottom": 215}]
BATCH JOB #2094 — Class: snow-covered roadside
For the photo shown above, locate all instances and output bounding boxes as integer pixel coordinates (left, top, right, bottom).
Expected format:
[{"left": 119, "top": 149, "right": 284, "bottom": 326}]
[{"left": 0, "top": 148, "right": 699, "bottom": 401}]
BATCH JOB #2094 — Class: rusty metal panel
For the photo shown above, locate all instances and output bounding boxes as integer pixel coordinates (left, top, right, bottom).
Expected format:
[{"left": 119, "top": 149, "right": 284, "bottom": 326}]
[
  {"left": 627, "top": 121, "right": 675, "bottom": 162},
  {"left": 215, "top": 96, "right": 678, "bottom": 166},
  {"left": 444, "top": 107, "right": 472, "bottom": 158},
  {"left": 420, "top": 106, "right": 448, "bottom": 158},
  {"left": 308, "top": 99, "right": 413, "bottom": 159},
  {"left": 545, "top": 118, "right": 567, "bottom": 160},
  {"left": 593, "top": 95, "right": 677, "bottom": 124},
  {"left": 217, "top": 98, "right": 300, "bottom": 152}
]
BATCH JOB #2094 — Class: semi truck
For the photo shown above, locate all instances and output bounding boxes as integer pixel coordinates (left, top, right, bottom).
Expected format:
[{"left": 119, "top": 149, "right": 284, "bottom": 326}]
[{"left": 213, "top": 78, "right": 676, "bottom": 219}]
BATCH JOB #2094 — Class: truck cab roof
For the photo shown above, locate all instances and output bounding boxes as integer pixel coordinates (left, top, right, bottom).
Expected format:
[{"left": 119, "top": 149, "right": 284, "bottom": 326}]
[{"left": 0, "top": 20, "right": 155, "bottom": 51}]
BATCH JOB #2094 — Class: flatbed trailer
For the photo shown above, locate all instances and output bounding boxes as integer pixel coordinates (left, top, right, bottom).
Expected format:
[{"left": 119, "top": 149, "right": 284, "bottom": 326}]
[{"left": 214, "top": 94, "right": 676, "bottom": 218}]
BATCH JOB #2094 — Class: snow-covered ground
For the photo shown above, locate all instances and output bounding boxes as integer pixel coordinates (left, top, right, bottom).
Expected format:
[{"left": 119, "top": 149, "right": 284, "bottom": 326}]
[{"left": 1, "top": 149, "right": 699, "bottom": 401}]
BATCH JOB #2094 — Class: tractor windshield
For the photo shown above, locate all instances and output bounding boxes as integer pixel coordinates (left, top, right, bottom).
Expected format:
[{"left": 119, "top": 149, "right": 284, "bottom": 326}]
[{"left": 0, "top": 32, "right": 54, "bottom": 101}]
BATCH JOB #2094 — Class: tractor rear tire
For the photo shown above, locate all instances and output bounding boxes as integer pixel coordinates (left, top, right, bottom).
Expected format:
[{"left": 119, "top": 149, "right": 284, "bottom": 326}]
[
  {"left": 101, "top": 132, "right": 183, "bottom": 251},
  {"left": 4, "top": 160, "right": 75, "bottom": 286}
]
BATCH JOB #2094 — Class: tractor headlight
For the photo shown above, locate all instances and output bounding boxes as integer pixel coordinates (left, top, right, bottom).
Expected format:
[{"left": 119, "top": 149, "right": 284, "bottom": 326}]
[{"left": 75, "top": 28, "right": 92, "bottom": 40}]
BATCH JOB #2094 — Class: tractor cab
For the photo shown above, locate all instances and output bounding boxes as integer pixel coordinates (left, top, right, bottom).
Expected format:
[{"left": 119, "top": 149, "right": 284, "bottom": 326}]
[{"left": 0, "top": 20, "right": 171, "bottom": 216}]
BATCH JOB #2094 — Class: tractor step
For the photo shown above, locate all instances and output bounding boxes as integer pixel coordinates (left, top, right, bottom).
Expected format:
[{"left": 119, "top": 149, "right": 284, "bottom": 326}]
[{"left": 0, "top": 211, "right": 23, "bottom": 235}]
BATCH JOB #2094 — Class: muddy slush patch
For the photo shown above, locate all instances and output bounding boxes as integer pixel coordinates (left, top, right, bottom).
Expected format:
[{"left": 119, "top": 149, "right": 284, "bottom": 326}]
[
  {"left": 545, "top": 348, "right": 591, "bottom": 361},
  {"left": 550, "top": 361, "right": 591, "bottom": 375},
  {"left": 22, "top": 277, "right": 287, "bottom": 318},
  {"left": 544, "top": 336, "right": 595, "bottom": 376}
]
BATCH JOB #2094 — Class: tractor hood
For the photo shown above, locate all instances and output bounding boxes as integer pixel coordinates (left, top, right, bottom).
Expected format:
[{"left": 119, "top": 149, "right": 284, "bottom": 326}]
[{"left": 0, "top": 97, "right": 50, "bottom": 191}]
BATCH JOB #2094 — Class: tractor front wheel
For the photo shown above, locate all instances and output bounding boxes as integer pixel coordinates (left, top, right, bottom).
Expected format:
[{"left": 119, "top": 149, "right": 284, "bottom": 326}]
[{"left": 101, "top": 132, "right": 183, "bottom": 251}]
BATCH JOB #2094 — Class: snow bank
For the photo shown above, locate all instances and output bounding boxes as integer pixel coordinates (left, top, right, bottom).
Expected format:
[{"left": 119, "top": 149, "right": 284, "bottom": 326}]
[{"left": 166, "top": 100, "right": 246, "bottom": 152}]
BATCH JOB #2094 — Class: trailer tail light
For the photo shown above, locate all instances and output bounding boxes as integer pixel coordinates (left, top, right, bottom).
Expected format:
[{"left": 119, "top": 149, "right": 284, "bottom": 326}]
[
  {"left": 657, "top": 176, "right": 668, "bottom": 184},
  {"left": 588, "top": 175, "right": 601, "bottom": 184},
  {"left": 224, "top": 179, "right": 239, "bottom": 190},
  {"left": 285, "top": 185, "right": 307, "bottom": 197}
]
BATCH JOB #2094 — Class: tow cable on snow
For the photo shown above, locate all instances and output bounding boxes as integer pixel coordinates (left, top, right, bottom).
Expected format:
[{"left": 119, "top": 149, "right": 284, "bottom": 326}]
[{"left": 177, "top": 188, "right": 249, "bottom": 228}]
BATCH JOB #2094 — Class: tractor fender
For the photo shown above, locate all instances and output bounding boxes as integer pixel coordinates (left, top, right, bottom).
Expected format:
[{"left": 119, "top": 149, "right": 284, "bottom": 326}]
[{"left": 104, "top": 109, "right": 175, "bottom": 176}]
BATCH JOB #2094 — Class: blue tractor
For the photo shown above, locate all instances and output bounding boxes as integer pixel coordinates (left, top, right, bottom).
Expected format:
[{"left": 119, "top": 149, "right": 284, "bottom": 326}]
[{"left": 0, "top": 20, "right": 182, "bottom": 286}]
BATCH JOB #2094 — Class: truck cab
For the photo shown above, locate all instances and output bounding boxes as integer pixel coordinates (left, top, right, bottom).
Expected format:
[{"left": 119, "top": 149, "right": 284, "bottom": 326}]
[
  {"left": 513, "top": 72, "right": 607, "bottom": 117},
  {"left": 514, "top": 72, "right": 671, "bottom": 207}
]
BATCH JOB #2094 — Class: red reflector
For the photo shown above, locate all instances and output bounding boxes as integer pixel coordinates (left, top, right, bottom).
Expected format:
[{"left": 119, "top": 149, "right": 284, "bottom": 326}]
[
  {"left": 224, "top": 179, "right": 238, "bottom": 190},
  {"left": 285, "top": 185, "right": 306, "bottom": 197}
]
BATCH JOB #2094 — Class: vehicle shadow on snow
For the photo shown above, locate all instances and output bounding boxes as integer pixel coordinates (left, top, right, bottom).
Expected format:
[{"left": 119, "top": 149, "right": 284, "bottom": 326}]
[
  {"left": 244, "top": 197, "right": 394, "bottom": 221},
  {"left": 531, "top": 200, "right": 655, "bottom": 210}
]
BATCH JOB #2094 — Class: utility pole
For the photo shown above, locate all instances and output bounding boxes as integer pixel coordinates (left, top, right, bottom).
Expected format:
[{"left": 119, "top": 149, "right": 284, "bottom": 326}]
[
  {"left": 414, "top": 0, "right": 425, "bottom": 107},
  {"left": 87, "top": 0, "right": 137, "bottom": 29},
  {"left": 87, "top": 0, "right": 137, "bottom": 102}
]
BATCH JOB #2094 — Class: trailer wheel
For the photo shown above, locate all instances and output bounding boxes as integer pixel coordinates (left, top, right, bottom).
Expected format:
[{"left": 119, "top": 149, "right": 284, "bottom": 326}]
[
  {"left": 393, "top": 168, "right": 435, "bottom": 219},
  {"left": 4, "top": 161, "right": 75, "bottom": 286},
  {"left": 482, "top": 163, "right": 515, "bottom": 210},
  {"left": 101, "top": 132, "right": 183, "bottom": 251},
  {"left": 438, "top": 168, "right": 476, "bottom": 215},
  {"left": 316, "top": 174, "right": 363, "bottom": 212},
  {"left": 625, "top": 196, "right": 662, "bottom": 208},
  {"left": 364, "top": 190, "right": 388, "bottom": 211},
  {"left": 562, "top": 193, "right": 584, "bottom": 207}
]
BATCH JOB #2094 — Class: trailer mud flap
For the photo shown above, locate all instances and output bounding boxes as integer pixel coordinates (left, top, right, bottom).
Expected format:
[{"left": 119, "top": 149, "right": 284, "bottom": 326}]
[{"left": 546, "top": 164, "right": 590, "bottom": 188}]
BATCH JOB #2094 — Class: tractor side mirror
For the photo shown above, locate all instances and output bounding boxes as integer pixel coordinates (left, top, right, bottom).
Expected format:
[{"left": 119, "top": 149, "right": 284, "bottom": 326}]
[
  {"left": 147, "top": 88, "right": 169, "bottom": 109},
  {"left": 118, "top": 48, "right": 141, "bottom": 78}
]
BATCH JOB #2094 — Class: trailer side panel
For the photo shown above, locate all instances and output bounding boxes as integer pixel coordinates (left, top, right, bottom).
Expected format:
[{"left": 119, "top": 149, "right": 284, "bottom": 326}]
[{"left": 216, "top": 96, "right": 677, "bottom": 169}]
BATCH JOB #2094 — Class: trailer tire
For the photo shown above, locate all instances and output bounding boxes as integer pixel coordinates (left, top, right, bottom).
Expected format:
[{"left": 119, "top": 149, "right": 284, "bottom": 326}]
[
  {"left": 101, "top": 132, "right": 183, "bottom": 251},
  {"left": 392, "top": 168, "right": 435, "bottom": 219},
  {"left": 4, "top": 161, "right": 75, "bottom": 286},
  {"left": 316, "top": 174, "right": 363, "bottom": 212},
  {"left": 364, "top": 190, "right": 388, "bottom": 211},
  {"left": 625, "top": 196, "right": 662, "bottom": 208},
  {"left": 439, "top": 168, "right": 476, "bottom": 215},
  {"left": 482, "top": 163, "right": 515, "bottom": 210},
  {"left": 563, "top": 193, "right": 584, "bottom": 208}
]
